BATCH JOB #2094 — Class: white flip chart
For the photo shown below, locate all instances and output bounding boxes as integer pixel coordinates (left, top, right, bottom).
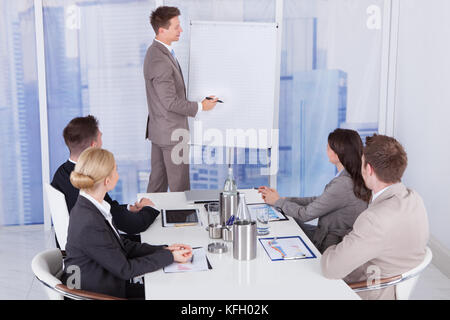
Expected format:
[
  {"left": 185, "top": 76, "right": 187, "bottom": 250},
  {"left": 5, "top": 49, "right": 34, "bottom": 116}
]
[{"left": 188, "top": 21, "right": 279, "bottom": 149}]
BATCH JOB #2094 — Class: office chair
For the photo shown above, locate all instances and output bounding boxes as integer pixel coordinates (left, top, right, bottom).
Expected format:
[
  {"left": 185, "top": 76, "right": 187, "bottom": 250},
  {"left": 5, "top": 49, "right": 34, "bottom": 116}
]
[
  {"left": 349, "top": 246, "right": 433, "bottom": 300},
  {"left": 31, "top": 248, "right": 124, "bottom": 300},
  {"left": 44, "top": 183, "right": 70, "bottom": 251}
]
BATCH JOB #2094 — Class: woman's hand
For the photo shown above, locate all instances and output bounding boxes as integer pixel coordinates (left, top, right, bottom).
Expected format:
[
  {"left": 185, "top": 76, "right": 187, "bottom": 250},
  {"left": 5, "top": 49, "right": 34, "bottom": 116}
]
[
  {"left": 257, "top": 186, "right": 281, "bottom": 205},
  {"left": 171, "top": 248, "right": 193, "bottom": 263},
  {"left": 166, "top": 244, "right": 193, "bottom": 263},
  {"left": 166, "top": 244, "right": 192, "bottom": 252}
]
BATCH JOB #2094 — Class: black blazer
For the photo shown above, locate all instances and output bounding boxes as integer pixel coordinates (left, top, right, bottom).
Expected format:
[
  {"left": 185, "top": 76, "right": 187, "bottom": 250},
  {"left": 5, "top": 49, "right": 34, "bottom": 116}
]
[
  {"left": 61, "top": 195, "right": 174, "bottom": 298},
  {"left": 51, "top": 160, "right": 158, "bottom": 235}
]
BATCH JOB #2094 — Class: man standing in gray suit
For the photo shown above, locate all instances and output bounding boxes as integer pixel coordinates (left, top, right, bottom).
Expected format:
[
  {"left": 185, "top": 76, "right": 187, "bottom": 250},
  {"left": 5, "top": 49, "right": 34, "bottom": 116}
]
[{"left": 144, "top": 6, "right": 218, "bottom": 192}]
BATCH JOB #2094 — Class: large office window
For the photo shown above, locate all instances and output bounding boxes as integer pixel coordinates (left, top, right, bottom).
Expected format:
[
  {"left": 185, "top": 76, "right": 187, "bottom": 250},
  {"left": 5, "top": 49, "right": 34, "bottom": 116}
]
[
  {"left": 277, "top": 0, "right": 383, "bottom": 197},
  {"left": 43, "top": 0, "right": 276, "bottom": 203},
  {"left": 0, "top": 0, "right": 43, "bottom": 225},
  {"left": 43, "top": 0, "right": 157, "bottom": 204},
  {"left": 0, "top": 0, "right": 386, "bottom": 225}
]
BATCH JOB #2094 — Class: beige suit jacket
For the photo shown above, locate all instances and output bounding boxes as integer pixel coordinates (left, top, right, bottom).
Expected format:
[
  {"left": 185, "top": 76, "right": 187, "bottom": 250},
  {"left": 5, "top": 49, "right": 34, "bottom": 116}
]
[
  {"left": 321, "top": 182, "right": 429, "bottom": 300},
  {"left": 143, "top": 40, "right": 198, "bottom": 145}
]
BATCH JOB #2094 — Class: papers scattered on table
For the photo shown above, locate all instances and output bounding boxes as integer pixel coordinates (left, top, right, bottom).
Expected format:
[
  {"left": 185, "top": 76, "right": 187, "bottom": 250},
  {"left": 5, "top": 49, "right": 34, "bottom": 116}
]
[
  {"left": 163, "top": 247, "right": 210, "bottom": 273},
  {"left": 259, "top": 236, "right": 316, "bottom": 261},
  {"left": 247, "top": 203, "right": 287, "bottom": 221}
]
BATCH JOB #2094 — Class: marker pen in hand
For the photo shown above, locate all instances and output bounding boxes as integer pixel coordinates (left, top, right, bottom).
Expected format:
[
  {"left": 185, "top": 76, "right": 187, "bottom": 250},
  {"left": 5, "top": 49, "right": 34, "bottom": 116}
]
[{"left": 205, "top": 97, "right": 224, "bottom": 103}]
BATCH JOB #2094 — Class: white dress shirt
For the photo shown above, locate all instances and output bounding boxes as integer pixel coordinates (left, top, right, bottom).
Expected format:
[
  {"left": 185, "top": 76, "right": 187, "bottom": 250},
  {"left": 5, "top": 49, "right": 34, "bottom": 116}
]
[
  {"left": 371, "top": 185, "right": 391, "bottom": 203},
  {"left": 154, "top": 38, "right": 203, "bottom": 115}
]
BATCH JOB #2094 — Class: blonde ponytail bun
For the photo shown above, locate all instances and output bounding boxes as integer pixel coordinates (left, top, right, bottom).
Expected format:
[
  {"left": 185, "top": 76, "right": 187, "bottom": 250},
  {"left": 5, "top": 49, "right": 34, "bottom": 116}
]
[
  {"left": 71, "top": 147, "right": 115, "bottom": 191},
  {"left": 70, "top": 171, "right": 95, "bottom": 189}
]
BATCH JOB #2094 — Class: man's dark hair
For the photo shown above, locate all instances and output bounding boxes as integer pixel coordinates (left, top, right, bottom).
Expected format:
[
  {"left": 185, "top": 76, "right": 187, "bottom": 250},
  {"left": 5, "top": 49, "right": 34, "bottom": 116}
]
[
  {"left": 63, "top": 115, "right": 99, "bottom": 156},
  {"left": 363, "top": 134, "right": 408, "bottom": 184},
  {"left": 149, "top": 6, "right": 180, "bottom": 34}
]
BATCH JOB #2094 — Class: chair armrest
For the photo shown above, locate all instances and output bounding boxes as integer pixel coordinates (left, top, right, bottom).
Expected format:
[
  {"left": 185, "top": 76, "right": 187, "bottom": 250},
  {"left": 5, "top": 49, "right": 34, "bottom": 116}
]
[
  {"left": 55, "top": 284, "right": 125, "bottom": 300},
  {"left": 348, "top": 275, "right": 402, "bottom": 291}
]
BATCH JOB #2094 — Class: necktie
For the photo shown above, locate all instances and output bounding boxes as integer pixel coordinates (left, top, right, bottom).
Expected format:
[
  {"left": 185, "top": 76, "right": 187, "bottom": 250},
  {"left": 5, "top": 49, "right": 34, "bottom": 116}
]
[{"left": 171, "top": 49, "right": 176, "bottom": 59}]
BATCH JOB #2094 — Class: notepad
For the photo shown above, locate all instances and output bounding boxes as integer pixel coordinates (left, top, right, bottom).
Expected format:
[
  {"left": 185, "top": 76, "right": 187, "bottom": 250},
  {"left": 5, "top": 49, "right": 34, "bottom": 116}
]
[{"left": 259, "top": 236, "right": 316, "bottom": 261}]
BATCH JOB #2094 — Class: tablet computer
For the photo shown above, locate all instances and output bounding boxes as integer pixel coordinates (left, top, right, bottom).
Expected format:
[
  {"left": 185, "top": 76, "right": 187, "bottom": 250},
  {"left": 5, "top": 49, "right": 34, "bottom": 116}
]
[{"left": 162, "top": 209, "right": 200, "bottom": 227}]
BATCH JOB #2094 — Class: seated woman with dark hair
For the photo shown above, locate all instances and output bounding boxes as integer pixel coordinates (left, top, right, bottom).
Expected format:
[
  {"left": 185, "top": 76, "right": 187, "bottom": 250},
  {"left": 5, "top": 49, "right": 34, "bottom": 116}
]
[
  {"left": 258, "top": 128, "right": 370, "bottom": 253},
  {"left": 61, "top": 147, "right": 192, "bottom": 299}
]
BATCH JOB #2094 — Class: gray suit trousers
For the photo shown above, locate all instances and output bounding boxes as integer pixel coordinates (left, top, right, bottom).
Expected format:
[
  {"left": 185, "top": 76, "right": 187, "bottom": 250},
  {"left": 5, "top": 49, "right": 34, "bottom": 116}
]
[{"left": 147, "top": 142, "right": 190, "bottom": 193}]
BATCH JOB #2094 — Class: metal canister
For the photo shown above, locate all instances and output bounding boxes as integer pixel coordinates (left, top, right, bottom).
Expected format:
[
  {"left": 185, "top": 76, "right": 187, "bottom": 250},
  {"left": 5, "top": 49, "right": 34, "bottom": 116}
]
[
  {"left": 219, "top": 191, "right": 239, "bottom": 226},
  {"left": 232, "top": 220, "right": 257, "bottom": 260},
  {"left": 208, "top": 224, "right": 223, "bottom": 239},
  {"left": 222, "top": 226, "right": 233, "bottom": 242}
]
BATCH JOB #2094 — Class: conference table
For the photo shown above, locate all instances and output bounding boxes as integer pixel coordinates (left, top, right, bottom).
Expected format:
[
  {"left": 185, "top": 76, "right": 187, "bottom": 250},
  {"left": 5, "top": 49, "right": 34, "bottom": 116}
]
[{"left": 138, "top": 189, "right": 360, "bottom": 300}]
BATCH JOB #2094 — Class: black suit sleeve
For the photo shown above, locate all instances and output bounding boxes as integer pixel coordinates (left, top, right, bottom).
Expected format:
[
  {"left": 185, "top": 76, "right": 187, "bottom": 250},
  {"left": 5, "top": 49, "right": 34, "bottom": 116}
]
[
  {"left": 104, "top": 193, "right": 159, "bottom": 234},
  {"left": 80, "top": 223, "right": 174, "bottom": 280},
  {"left": 122, "top": 238, "right": 168, "bottom": 259}
]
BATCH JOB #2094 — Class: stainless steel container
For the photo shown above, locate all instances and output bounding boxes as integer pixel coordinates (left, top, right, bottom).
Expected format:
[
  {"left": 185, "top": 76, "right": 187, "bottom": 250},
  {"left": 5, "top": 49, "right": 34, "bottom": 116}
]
[
  {"left": 208, "top": 242, "right": 228, "bottom": 254},
  {"left": 219, "top": 192, "right": 239, "bottom": 226},
  {"left": 208, "top": 224, "right": 223, "bottom": 239},
  {"left": 232, "top": 220, "right": 257, "bottom": 260},
  {"left": 222, "top": 226, "right": 233, "bottom": 242}
]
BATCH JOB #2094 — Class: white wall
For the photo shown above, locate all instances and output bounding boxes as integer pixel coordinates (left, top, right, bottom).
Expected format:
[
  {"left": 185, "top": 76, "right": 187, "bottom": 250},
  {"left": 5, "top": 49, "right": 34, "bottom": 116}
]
[{"left": 393, "top": 0, "right": 450, "bottom": 257}]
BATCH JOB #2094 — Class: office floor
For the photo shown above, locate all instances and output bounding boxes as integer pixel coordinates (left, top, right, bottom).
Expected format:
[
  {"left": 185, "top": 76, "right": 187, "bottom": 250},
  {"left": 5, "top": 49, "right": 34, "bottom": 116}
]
[{"left": 1, "top": 224, "right": 449, "bottom": 300}]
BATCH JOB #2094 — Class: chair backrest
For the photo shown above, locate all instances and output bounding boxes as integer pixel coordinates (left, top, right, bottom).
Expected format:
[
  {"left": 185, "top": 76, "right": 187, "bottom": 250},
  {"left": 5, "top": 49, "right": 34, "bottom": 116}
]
[
  {"left": 395, "top": 246, "right": 433, "bottom": 300},
  {"left": 44, "top": 183, "right": 70, "bottom": 250},
  {"left": 350, "top": 246, "right": 433, "bottom": 300},
  {"left": 31, "top": 248, "right": 64, "bottom": 300},
  {"left": 31, "top": 249, "right": 125, "bottom": 300}
]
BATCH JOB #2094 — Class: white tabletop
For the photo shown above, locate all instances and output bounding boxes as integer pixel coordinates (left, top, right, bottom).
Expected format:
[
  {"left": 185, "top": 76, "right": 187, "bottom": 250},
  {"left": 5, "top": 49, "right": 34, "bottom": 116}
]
[{"left": 138, "top": 189, "right": 360, "bottom": 300}]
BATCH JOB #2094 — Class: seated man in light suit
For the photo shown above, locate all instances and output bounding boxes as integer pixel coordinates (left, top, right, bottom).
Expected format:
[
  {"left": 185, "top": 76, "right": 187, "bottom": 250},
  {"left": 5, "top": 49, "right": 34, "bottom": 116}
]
[{"left": 321, "top": 134, "right": 429, "bottom": 300}]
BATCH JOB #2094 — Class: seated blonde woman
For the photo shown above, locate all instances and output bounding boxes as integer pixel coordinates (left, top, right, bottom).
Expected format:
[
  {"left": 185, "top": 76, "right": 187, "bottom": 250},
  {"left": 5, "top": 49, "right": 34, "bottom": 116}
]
[{"left": 61, "top": 147, "right": 192, "bottom": 299}]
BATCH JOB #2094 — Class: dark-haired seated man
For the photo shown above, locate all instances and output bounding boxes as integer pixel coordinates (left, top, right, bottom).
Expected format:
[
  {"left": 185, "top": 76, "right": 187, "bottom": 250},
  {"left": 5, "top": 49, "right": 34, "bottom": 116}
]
[
  {"left": 321, "top": 134, "right": 429, "bottom": 300},
  {"left": 51, "top": 115, "right": 159, "bottom": 243}
]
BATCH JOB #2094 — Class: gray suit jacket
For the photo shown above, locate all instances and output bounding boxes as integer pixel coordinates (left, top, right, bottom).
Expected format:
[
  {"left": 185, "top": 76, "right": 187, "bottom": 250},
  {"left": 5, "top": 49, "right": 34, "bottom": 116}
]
[
  {"left": 274, "top": 170, "right": 368, "bottom": 253},
  {"left": 143, "top": 40, "right": 198, "bottom": 145},
  {"left": 321, "top": 183, "right": 429, "bottom": 300}
]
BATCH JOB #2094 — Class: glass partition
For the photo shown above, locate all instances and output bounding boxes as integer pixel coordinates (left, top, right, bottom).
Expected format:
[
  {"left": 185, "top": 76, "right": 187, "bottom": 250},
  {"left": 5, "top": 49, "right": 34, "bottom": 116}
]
[{"left": 0, "top": 0, "right": 43, "bottom": 225}]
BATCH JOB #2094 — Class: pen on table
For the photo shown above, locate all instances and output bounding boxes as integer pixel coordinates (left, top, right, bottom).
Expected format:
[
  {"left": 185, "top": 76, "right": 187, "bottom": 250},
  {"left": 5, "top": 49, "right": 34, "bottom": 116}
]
[
  {"left": 282, "top": 255, "right": 306, "bottom": 260},
  {"left": 205, "top": 97, "right": 224, "bottom": 103},
  {"left": 174, "top": 222, "right": 198, "bottom": 227}
]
